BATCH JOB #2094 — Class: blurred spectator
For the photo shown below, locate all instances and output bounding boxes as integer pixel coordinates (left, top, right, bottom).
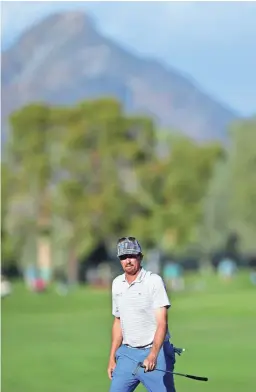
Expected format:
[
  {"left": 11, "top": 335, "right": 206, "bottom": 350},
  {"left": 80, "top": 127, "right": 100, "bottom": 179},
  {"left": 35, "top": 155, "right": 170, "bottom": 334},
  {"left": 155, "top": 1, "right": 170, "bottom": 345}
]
[
  {"left": 144, "top": 249, "right": 161, "bottom": 274},
  {"left": 1, "top": 275, "right": 12, "bottom": 298},
  {"left": 24, "top": 264, "right": 37, "bottom": 290},
  {"left": 97, "top": 263, "right": 112, "bottom": 288},
  {"left": 39, "top": 266, "right": 52, "bottom": 285},
  {"left": 217, "top": 257, "right": 237, "bottom": 281},
  {"left": 250, "top": 270, "right": 256, "bottom": 286},
  {"left": 24, "top": 264, "right": 47, "bottom": 293},
  {"left": 85, "top": 263, "right": 113, "bottom": 288},
  {"left": 34, "top": 277, "right": 47, "bottom": 293},
  {"left": 86, "top": 268, "right": 98, "bottom": 285},
  {"left": 54, "top": 268, "right": 69, "bottom": 296},
  {"left": 249, "top": 256, "right": 256, "bottom": 286},
  {"left": 163, "top": 262, "right": 184, "bottom": 292}
]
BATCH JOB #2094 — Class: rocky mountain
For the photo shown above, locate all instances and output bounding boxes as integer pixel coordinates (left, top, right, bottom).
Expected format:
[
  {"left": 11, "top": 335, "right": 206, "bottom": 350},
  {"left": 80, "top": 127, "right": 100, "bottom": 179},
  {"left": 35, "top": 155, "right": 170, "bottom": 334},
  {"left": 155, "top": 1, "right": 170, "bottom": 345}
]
[{"left": 1, "top": 11, "right": 239, "bottom": 141}]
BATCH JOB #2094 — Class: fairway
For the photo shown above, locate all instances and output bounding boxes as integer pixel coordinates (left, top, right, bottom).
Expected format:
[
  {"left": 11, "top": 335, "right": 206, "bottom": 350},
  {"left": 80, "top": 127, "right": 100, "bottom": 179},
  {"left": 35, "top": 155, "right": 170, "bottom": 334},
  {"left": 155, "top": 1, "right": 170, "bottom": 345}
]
[{"left": 2, "top": 272, "right": 256, "bottom": 392}]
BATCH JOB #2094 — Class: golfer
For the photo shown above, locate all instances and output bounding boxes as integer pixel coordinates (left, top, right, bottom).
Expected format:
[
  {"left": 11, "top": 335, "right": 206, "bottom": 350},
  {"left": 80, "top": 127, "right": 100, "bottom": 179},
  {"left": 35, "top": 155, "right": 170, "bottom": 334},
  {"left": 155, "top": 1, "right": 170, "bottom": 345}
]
[{"left": 107, "top": 236, "right": 176, "bottom": 392}]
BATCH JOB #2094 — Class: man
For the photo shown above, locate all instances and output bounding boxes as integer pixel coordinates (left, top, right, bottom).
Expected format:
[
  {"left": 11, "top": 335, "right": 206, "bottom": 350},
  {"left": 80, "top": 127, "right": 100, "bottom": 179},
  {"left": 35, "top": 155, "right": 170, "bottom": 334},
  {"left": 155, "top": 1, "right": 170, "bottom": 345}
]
[{"left": 107, "top": 236, "right": 176, "bottom": 392}]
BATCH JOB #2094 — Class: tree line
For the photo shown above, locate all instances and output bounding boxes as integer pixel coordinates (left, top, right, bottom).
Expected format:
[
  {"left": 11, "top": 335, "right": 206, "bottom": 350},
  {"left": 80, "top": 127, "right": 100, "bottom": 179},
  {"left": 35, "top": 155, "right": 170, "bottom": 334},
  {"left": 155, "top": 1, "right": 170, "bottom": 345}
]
[{"left": 1, "top": 98, "right": 256, "bottom": 279}]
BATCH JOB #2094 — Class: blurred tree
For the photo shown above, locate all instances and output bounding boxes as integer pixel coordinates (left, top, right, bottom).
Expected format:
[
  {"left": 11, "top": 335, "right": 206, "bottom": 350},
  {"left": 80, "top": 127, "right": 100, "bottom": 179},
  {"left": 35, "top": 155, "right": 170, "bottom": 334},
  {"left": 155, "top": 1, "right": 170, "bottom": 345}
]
[
  {"left": 1, "top": 162, "right": 17, "bottom": 266},
  {"left": 47, "top": 98, "right": 158, "bottom": 282},
  {"left": 201, "top": 158, "right": 231, "bottom": 252},
  {"left": 228, "top": 119, "right": 256, "bottom": 252},
  {"left": 3, "top": 96, "right": 228, "bottom": 282},
  {"left": 150, "top": 135, "right": 223, "bottom": 253},
  {"left": 6, "top": 104, "right": 52, "bottom": 275},
  {"left": 202, "top": 118, "right": 256, "bottom": 254}
]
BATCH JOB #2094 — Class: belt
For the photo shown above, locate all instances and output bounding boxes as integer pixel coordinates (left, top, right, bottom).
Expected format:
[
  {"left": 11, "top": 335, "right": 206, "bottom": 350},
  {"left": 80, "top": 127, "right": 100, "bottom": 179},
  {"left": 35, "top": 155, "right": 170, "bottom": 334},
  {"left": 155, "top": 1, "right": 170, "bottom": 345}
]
[{"left": 124, "top": 342, "right": 153, "bottom": 349}]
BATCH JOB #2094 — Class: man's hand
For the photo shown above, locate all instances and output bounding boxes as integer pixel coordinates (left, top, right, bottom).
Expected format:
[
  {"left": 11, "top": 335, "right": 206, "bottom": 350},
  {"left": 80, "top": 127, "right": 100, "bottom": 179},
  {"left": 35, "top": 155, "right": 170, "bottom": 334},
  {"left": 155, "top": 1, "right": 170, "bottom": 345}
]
[
  {"left": 107, "top": 357, "right": 116, "bottom": 380},
  {"left": 108, "top": 317, "right": 122, "bottom": 380},
  {"left": 143, "top": 353, "right": 157, "bottom": 372}
]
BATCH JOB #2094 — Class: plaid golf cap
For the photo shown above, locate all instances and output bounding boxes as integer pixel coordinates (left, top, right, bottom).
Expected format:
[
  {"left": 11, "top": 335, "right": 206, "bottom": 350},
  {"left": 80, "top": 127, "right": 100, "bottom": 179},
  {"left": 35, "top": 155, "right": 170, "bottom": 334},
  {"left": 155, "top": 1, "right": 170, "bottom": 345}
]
[{"left": 117, "top": 236, "right": 142, "bottom": 257}]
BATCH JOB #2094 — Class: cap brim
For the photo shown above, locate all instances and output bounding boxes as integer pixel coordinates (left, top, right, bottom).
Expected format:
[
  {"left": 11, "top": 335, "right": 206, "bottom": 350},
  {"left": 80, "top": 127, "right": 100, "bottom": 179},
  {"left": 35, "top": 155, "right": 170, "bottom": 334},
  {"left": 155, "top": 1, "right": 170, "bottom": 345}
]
[{"left": 118, "top": 250, "right": 141, "bottom": 257}]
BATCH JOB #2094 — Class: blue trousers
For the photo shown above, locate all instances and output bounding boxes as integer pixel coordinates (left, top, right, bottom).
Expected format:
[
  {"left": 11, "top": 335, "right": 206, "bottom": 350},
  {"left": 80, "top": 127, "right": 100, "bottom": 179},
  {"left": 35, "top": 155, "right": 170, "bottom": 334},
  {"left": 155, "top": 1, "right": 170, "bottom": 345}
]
[{"left": 109, "top": 341, "right": 176, "bottom": 392}]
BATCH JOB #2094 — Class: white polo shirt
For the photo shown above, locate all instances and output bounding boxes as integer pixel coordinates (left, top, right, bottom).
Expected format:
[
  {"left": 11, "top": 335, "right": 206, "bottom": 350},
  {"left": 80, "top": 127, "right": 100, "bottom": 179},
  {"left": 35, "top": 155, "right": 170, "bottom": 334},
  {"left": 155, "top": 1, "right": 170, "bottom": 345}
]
[{"left": 112, "top": 268, "right": 171, "bottom": 347}]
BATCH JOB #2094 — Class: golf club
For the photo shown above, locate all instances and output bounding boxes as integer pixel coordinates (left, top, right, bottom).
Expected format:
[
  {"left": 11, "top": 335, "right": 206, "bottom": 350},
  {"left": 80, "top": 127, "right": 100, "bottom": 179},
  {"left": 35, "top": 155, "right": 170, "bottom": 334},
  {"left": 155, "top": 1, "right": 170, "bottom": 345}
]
[{"left": 132, "top": 362, "right": 208, "bottom": 382}]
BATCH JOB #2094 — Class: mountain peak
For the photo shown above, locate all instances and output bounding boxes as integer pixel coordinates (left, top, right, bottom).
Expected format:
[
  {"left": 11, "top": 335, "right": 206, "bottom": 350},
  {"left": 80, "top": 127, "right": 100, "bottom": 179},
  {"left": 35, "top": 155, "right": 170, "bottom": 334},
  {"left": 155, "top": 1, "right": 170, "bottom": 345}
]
[
  {"left": 38, "top": 10, "right": 96, "bottom": 31},
  {"left": 2, "top": 11, "right": 237, "bottom": 142}
]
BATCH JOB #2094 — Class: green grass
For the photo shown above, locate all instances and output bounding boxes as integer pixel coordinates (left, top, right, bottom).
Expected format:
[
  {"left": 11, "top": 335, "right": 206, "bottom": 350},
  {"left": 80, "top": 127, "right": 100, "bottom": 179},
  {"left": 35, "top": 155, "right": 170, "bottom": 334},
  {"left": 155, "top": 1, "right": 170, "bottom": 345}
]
[{"left": 2, "top": 271, "right": 256, "bottom": 392}]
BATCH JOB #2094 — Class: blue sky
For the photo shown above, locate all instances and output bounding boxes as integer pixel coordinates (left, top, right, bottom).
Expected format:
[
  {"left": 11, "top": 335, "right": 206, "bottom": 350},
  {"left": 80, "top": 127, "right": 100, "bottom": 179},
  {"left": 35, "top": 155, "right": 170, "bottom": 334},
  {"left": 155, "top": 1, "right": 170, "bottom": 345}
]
[{"left": 1, "top": 1, "right": 256, "bottom": 116}]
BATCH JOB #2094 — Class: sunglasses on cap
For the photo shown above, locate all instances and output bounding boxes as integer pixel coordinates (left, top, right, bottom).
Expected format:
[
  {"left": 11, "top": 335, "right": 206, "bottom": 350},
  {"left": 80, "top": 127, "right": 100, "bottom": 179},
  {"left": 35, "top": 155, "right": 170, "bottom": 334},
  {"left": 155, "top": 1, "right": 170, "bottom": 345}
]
[{"left": 117, "top": 236, "right": 137, "bottom": 244}]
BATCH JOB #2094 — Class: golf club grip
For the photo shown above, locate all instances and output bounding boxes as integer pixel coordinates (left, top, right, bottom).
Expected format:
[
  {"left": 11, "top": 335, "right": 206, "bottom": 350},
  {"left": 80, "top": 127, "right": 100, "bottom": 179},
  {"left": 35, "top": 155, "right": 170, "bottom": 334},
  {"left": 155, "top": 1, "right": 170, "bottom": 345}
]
[{"left": 185, "top": 374, "right": 208, "bottom": 381}]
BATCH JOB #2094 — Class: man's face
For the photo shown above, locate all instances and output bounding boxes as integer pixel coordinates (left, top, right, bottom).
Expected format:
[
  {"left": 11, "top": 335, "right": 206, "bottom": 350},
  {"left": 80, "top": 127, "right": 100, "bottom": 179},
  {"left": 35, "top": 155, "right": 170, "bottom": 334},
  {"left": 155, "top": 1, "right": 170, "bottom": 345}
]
[{"left": 120, "top": 254, "right": 141, "bottom": 275}]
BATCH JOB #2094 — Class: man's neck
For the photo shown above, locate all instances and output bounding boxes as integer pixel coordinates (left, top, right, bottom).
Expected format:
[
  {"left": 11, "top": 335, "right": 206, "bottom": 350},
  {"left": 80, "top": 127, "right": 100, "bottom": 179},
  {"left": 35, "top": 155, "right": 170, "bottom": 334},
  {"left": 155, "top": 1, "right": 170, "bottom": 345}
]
[{"left": 125, "top": 267, "right": 142, "bottom": 284}]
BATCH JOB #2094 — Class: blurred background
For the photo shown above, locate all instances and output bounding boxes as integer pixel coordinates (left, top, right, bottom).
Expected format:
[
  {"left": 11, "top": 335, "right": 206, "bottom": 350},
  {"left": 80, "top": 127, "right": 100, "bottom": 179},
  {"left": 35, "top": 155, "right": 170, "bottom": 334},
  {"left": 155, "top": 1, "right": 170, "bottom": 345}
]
[{"left": 1, "top": 2, "right": 256, "bottom": 392}]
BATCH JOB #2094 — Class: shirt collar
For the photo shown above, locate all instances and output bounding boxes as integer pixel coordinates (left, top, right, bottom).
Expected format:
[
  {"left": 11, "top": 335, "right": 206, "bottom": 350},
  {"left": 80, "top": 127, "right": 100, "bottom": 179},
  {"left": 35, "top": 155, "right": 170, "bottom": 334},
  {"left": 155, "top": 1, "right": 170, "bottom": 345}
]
[{"left": 122, "top": 267, "right": 146, "bottom": 283}]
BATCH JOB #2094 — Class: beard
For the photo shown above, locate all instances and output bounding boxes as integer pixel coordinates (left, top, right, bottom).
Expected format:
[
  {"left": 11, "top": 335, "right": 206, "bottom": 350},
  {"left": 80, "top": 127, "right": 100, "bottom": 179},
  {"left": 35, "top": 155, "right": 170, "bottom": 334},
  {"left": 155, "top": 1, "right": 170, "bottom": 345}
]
[{"left": 124, "top": 264, "right": 140, "bottom": 275}]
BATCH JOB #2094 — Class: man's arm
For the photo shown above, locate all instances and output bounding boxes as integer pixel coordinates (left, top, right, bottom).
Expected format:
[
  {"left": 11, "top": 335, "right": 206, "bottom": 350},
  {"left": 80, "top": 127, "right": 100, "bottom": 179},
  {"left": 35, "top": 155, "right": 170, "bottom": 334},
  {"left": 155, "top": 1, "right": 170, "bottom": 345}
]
[
  {"left": 109, "top": 317, "right": 123, "bottom": 359},
  {"left": 143, "top": 307, "right": 168, "bottom": 372},
  {"left": 107, "top": 317, "right": 123, "bottom": 379},
  {"left": 143, "top": 274, "right": 171, "bottom": 372},
  {"left": 151, "top": 307, "right": 168, "bottom": 357}
]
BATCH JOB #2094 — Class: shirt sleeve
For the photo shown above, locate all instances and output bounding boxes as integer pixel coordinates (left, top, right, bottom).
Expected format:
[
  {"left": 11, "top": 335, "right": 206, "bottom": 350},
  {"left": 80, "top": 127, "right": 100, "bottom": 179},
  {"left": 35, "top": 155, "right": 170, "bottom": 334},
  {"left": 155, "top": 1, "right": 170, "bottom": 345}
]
[
  {"left": 151, "top": 274, "right": 171, "bottom": 309},
  {"left": 112, "top": 281, "right": 120, "bottom": 317}
]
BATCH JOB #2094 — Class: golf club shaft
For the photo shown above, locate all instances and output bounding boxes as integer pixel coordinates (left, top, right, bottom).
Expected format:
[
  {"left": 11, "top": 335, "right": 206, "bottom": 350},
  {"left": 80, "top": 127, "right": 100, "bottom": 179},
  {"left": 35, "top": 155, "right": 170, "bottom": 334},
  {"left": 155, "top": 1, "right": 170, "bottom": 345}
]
[
  {"left": 141, "top": 365, "right": 208, "bottom": 382},
  {"left": 168, "top": 371, "right": 208, "bottom": 381}
]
